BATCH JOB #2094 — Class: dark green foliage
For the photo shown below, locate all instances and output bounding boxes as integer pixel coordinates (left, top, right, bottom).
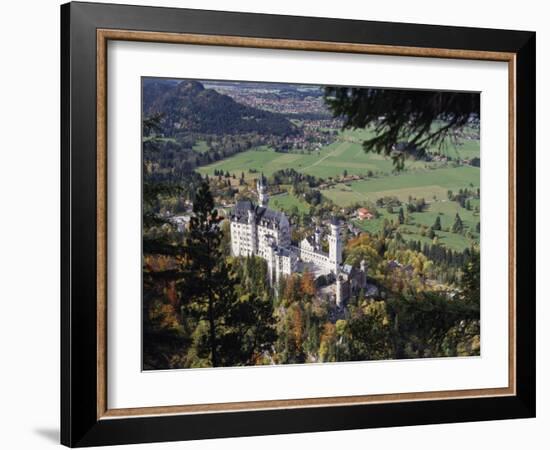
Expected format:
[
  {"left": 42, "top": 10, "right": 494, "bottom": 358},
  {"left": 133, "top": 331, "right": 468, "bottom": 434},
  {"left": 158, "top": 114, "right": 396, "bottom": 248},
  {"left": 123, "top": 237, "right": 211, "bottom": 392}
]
[
  {"left": 448, "top": 187, "right": 479, "bottom": 208},
  {"left": 178, "top": 182, "right": 276, "bottom": 367},
  {"left": 414, "top": 241, "right": 472, "bottom": 269},
  {"left": 142, "top": 121, "right": 276, "bottom": 369},
  {"left": 388, "top": 292, "right": 480, "bottom": 358},
  {"left": 470, "top": 157, "right": 481, "bottom": 167},
  {"left": 178, "top": 181, "right": 225, "bottom": 366},
  {"left": 324, "top": 86, "right": 479, "bottom": 169},
  {"left": 460, "top": 249, "right": 480, "bottom": 304},
  {"left": 452, "top": 213, "right": 464, "bottom": 233},
  {"left": 376, "top": 196, "right": 401, "bottom": 208},
  {"left": 345, "top": 303, "right": 394, "bottom": 361},
  {"left": 271, "top": 168, "right": 320, "bottom": 188},
  {"left": 142, "top": 113, "right": 190, "bottom": 369},
  {"left": 406, "top": 197, "right": 426, "bottom": 213}
]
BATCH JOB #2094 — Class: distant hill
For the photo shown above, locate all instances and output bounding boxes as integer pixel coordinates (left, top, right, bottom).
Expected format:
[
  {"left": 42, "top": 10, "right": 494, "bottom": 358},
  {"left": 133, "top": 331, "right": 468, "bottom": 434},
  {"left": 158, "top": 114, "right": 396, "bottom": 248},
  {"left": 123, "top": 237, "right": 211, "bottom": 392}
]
[
  {"left": 143, "top": 79, "right": 298, "bottom": 137},
  {"left": 142, "top": 79, "right": 179, "bottom": 112}
]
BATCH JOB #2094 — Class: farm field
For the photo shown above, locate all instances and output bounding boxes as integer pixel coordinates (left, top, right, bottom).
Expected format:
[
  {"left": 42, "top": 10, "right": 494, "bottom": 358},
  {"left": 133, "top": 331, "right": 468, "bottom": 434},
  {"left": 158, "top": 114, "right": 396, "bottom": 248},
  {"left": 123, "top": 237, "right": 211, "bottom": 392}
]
[
  {"left": 197, "top": 146, "right": 307, "bottom": 178},
  {"left": 353, "top": 199, "right": 479, "bottom": 251},
  {"left": 197, "top": 128, "right": 479, "bottom": 183},
  {"left": 322, "top": 166, "right": 480, "bottom": 205},
  {"left": 402, "top": 226, "right": 474, "bottom": 252},
  {"left": 195, "top": 128, "right": 480, "bottom": 251},
  {"left": 438, "top": 138, "right": 480, "bottom": 159},
  {"left": 408, "top": 200, "right": 479, "bottom": 232},
  {"left": 270, "top": 192, "right": 310, "bottom": 214}
]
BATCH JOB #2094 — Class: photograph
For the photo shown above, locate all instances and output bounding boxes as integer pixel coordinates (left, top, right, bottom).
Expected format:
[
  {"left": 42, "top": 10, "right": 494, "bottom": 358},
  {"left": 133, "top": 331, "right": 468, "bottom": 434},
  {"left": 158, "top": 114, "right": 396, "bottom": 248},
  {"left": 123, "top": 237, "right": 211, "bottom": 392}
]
[
  {"left": 54, "top": 1, "right": 536, "bottom": 446},
  {"left": 142, "top": 78, "right": 482, "bottom": 370}
]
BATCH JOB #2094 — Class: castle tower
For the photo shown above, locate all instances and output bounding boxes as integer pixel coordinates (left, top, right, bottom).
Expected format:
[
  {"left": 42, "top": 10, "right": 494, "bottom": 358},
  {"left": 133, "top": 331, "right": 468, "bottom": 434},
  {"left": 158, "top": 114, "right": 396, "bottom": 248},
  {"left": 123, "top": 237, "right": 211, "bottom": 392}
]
[
  {"left": 265, "top": 236, "right": 275, "bottom": 286},
  {"left": 314, "top": 227, "right": 322, "bottom": 250},
  {"left": 248, "top": 209, "right": 257, "bottom": 255},
  {"left": 328, "top": 216, "right": 342, "bottom": 273},
  {"left": 257, "top": 174, "right": 269, "bottom": 207},
  {"left": 335, "top": 274, "right": 343, "bottom": 307}
]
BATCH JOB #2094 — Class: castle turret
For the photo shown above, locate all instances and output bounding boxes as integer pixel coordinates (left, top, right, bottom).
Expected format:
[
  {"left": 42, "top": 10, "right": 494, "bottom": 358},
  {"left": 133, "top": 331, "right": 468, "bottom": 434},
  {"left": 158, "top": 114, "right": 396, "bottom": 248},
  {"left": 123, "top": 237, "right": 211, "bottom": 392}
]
[
  {"left": 328, "top": 216, "right": 342, "bottom": 273},
  {"left": 314, "top": 227, "right": 322, "bottom": 250},
  {"left": 248, "top": 209, "right": 257, "bottom": 255},
  {"left": 335, "top": 274, "right": 343, "bottom": 307},
  {"left": 257, "top": 174, "right": 269, "bottom": 207},
  {"left": 265, "top": 236, "right": 276, "bottom": 286}
]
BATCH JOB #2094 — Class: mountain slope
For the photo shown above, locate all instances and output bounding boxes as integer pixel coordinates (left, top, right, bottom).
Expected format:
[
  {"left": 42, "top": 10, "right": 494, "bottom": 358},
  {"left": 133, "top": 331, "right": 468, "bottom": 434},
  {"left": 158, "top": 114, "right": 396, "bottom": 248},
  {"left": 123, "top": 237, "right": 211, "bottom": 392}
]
[{"left": 143, "top": 80, "right": 298, "bottom": 137}]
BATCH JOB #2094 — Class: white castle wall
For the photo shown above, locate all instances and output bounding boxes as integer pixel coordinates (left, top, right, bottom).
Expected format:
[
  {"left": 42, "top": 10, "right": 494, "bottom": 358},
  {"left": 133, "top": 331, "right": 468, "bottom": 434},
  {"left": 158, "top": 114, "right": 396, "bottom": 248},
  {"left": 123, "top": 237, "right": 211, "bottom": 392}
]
[
  {"left": 298, "top": 244, "right": 332, "bottom": 271},
  {"left": 229, "top": 178, "right": 343, "bottom": 289}
]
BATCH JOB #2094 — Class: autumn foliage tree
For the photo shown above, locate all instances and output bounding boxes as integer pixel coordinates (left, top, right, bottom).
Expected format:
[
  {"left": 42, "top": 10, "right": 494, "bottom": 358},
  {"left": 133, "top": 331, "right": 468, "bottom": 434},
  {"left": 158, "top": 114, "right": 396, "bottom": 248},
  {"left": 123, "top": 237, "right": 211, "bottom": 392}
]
[
  {"left": 142, "top": 114, "right": 189, "bottom": 370},
  {"left": 345, "top": 301, "right": 394, "bottom": 361},
  {"left": 301, "top": 270, "right": 316, "bottom": 297}
]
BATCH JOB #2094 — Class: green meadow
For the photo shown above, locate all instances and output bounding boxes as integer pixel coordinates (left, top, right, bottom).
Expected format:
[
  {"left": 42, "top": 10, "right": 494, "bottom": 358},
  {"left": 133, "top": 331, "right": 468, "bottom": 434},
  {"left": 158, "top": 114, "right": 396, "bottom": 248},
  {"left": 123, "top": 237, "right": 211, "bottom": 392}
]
[
  {"left": 270, "top": 192, "right": 310, "bottom": 214},
  {"left": 197, "top": 128, "right": 478, "bottom": 184},
  {"left": 322, "top": 166, "right": 480, "bottom": 205},
  {"left": 353, "top": 199, "right": 480, "bottom": 252},
  {"left": 197, "top": 146, "right": 304, "bottom": 178},
  {"left": 196, "top": 128, "right": 480, "bottom": 251}
]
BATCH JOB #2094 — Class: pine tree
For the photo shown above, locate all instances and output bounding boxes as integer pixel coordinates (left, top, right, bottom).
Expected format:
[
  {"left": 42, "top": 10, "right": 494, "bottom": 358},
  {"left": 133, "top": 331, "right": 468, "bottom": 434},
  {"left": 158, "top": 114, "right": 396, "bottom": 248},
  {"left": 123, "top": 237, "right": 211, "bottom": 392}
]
[
  {"left": 180, "top": 182, "right": 276, "bottom": 367},
  {"left": 324, "top": 88, "right": 479, "bottom": 169},
  {"left": 432, "top": 215, "right": 442, "bottom": 231},
  {"left": 398, "top": 207, "right": 405, "bottom": 225},
  {"left": 452, "top": 213, "right": 464, "bottom": 233},
  {"left": 180, "top": 181, "right": 225, "bottom": 366},
  {"left": 461, "top": 249, "right": 480, "bottom": 304}
]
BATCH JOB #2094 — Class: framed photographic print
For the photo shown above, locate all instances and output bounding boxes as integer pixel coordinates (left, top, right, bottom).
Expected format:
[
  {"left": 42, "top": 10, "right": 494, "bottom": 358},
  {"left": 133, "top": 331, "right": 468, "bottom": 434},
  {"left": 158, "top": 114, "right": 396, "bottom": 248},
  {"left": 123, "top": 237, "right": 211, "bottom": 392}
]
[{"left": 61, "top": 2, "right": 536, "bottom": 447}]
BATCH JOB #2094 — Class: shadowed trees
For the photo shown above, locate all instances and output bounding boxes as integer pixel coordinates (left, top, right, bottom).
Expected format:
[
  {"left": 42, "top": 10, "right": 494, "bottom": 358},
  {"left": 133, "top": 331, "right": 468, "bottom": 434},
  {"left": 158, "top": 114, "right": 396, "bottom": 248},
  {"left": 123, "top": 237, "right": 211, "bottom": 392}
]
[
  {"left": 178, "top": 181, "right": 277, "bottom": 367},
  {"left": 324, "top": 87, "right": 479, "bottom": 169},
  {"left": 143, "top": 117, "right": 276, "bottom": 369},
  {"left": 142, "top": 113, "right": 190, "bottom": 370}
]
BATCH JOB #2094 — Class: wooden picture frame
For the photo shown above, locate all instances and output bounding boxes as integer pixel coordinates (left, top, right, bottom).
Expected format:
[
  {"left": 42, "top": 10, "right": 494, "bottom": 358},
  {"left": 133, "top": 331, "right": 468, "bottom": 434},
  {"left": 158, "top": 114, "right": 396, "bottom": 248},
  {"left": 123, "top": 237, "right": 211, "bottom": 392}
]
[{"left": 61, "top": 2, "right": 535, "bottom": 447}]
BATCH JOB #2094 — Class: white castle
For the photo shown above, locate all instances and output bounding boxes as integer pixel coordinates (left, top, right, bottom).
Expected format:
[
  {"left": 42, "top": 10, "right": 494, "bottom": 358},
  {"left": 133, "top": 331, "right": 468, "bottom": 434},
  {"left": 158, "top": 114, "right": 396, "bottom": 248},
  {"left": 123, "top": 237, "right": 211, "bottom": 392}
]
[{"left": 229, "top": 175, "right": 368, "bottom": 306}]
